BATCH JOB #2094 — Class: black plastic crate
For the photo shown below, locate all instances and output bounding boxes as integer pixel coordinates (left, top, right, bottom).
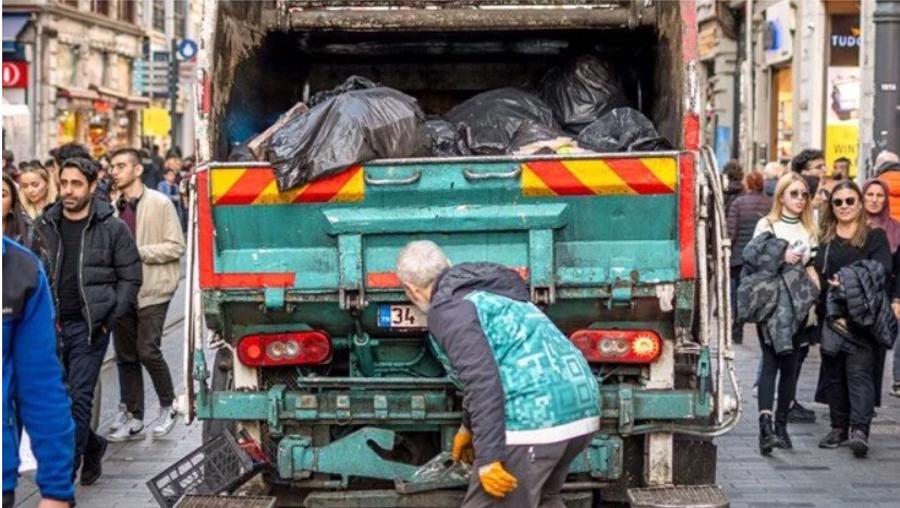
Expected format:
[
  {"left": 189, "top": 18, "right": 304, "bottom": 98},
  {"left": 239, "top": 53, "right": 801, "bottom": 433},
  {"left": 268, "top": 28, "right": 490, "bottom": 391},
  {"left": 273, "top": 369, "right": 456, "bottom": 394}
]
[{"left": 147, "top": 430, "right": 260, "bottom": 508}]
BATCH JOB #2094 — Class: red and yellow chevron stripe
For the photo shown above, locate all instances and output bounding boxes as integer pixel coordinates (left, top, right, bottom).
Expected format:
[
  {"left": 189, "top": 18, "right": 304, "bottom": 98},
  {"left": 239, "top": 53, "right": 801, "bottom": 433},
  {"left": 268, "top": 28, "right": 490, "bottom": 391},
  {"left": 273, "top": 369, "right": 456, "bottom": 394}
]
[
  {"left": 211, "top": 165, "right": 364, "bottom": 205},
  {"left": 521, "top": 158, "right": 677, "bottom": 197}
]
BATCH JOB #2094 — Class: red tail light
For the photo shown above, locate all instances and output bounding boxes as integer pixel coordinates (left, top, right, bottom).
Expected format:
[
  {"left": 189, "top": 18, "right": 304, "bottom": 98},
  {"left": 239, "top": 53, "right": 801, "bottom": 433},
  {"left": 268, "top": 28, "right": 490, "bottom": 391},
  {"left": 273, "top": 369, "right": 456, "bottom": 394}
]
[
  {"left": 237, "top": 331, "right": 332, "bottom": 367},
  {"left": 570, "top": 329, "right": 663, "bottom": 364}
]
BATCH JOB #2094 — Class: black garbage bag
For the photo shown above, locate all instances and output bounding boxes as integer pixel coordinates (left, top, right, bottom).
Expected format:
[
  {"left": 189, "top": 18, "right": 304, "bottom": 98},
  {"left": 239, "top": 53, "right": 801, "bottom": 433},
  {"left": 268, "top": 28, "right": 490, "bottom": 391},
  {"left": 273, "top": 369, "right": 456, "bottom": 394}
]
[
  {"left": 539, "top": 54, "right": 628, "bottom": 131},
  {"left": 577, "top": 107, "right": 672, "bottom": 152},
  {"left": 425, "top": 119, "right": 463, "bottom": 157},
  {"left": 445, "top": 88, "right": 563, "bottom": 155},
  {"left": 308, "top": 76, "right": 379, "bottom": 108},
  {"left": 266, "top": 86, "right": 429, "bottom": 191},
  {"left": 228, "top": 142, "right": 257, "bottom": 162}
]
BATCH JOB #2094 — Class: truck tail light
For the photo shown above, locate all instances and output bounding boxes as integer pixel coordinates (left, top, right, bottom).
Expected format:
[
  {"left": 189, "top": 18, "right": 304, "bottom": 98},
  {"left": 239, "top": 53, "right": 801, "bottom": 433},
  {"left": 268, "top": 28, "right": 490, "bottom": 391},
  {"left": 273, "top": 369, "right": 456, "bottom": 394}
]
[
  {"left": 570, "top": 329, "right": 662, "bottom": 364},
  {"left": 237, "top": 331, "right": 332, "bottom": 367}
]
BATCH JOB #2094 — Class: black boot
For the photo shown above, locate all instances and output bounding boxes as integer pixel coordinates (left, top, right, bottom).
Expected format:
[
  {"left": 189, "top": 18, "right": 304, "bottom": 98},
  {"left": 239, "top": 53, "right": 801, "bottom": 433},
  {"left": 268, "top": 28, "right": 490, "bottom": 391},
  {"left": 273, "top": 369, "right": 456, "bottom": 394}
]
[
  {"left": 774, "top": 419, "right": 792, "bottom": 449},
  {"left": 759, "top": 414, "right": 783, "bottom": 456},
  {"left": 80, "top": 434, "right": 108, "bottom": 486},
  {"left": 848, "top": 428, "right": 869, "bottom": 458}
]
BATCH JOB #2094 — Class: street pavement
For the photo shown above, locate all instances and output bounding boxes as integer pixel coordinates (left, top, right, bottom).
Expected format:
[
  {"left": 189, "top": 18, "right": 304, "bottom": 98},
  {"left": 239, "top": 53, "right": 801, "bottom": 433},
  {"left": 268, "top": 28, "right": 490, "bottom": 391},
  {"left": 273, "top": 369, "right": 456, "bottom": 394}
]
[
  {"left": 12, "top": 299, "right": 900, "bottom": 507},
  {"left": 719, "top": 324, "right": 900, "bottom": 508}
]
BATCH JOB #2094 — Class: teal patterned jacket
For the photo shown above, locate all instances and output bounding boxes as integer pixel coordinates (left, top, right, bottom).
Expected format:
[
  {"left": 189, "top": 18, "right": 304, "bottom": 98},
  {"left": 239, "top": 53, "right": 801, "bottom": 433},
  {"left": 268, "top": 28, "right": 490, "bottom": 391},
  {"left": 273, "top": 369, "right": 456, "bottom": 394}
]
[{"left": 427, "top": 263, "right": 600, "bottom": 467}]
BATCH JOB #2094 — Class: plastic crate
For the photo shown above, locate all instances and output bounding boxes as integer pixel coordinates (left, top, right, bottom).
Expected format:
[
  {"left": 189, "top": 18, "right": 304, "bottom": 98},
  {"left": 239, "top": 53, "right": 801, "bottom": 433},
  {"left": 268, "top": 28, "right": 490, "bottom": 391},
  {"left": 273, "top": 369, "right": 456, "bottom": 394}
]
[{"left": 147, "top": 430, "right": 260, "bottom": 508}]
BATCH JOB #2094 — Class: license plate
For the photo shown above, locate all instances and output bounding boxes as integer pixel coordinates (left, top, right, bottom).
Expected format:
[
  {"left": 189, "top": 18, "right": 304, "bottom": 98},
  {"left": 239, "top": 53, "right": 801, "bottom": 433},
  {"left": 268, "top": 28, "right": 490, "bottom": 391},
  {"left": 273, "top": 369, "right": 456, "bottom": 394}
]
[{"left": 378, "top": 305, "right": 427, "bottom": 329}]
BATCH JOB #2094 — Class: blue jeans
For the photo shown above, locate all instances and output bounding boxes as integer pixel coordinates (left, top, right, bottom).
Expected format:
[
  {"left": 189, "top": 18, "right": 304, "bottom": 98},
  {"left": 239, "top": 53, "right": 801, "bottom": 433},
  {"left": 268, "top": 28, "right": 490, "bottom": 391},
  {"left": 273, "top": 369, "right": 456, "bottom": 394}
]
[{"left": 60, "top": 320, "right": 109, "bottom": 472}]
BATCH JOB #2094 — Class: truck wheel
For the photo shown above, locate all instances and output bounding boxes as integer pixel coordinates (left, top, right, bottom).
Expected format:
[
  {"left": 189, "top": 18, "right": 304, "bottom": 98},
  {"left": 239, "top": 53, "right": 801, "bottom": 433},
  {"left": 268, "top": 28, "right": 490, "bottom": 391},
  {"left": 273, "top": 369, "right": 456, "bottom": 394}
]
[{"left": 202, "top": 348, "right": 236, "bottom": 444}]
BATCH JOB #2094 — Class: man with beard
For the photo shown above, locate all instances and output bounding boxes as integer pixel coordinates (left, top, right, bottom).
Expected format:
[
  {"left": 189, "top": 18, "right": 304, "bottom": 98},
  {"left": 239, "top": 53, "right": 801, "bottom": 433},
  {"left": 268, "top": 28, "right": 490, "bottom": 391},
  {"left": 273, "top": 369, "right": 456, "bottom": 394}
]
[
  {"left": 106, "top": 147, "right": 185, "bottom": 443},
  {"left": 34, "top": 157, "right": 142, "bottom": 486}
]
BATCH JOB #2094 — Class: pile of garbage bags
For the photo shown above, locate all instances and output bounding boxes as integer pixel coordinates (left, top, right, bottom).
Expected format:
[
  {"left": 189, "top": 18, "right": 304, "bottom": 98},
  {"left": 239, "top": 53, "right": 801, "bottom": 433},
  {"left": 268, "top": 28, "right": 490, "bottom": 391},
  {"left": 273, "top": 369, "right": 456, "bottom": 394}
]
[{"left": 243, "top": 54, "right": 672, "bottom": 191}]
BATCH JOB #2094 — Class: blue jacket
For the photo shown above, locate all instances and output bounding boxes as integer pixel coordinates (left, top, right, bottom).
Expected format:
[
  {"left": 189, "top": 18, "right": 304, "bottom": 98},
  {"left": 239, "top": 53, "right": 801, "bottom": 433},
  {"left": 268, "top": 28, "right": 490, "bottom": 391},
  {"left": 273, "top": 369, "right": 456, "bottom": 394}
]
[
  {"left": 427, "top": 263, "right": 600, "bottom": 468},
  {"left": 2, "top": 237, "right": 75, "bottom": 501}
]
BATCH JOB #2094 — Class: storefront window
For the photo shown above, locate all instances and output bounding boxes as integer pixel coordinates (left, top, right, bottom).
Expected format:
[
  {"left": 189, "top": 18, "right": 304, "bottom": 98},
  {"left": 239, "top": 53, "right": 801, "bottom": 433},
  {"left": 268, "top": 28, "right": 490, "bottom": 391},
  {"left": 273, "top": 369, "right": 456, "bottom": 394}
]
[
  {"left": 771, "top": 66, "right": 793, "bottom": 161},
  {"left": 824, "top": 13, "right": 861, "bottom": 177}
]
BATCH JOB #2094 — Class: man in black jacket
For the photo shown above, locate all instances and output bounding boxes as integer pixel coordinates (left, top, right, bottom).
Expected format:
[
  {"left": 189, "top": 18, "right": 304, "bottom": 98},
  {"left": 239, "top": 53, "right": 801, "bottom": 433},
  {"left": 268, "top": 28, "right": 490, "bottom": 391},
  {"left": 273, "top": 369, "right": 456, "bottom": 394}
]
[{"left": 34, "top": 157, "right": 143, "bottom": 486}]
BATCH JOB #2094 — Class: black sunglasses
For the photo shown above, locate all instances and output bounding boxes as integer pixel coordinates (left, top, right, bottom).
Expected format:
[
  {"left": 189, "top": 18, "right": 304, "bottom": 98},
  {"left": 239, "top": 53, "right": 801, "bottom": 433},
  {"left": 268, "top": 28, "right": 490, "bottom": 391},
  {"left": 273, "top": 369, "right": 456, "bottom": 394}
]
[
  {"left": 832, "top": 197, "right": 857, "bottom": 208},
  {"left": 788, "top": 189, "right": 810, "bottom": 200}
]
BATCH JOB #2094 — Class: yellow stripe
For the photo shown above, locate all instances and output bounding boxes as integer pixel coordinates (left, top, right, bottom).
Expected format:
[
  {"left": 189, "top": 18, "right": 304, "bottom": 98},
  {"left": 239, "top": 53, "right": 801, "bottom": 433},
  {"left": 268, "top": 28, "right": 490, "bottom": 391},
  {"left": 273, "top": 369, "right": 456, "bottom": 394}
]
[
  {"left": 562, "top": 159, "right": 636, "bottom": 195},
  {"left": 640, "top": 157, "right": 678, "bottom": 190},
  {"left": 210, "top": 168, "right": 247, "bottom": 203},
  {"left": 330, "top": 168, "right": 365, "bottom": 202},
  {"left": 521, "top": 164, "right": 558, "bottom": 197},
  {"left": 253, "top": 180, "right": 308, "bottom": 205}
]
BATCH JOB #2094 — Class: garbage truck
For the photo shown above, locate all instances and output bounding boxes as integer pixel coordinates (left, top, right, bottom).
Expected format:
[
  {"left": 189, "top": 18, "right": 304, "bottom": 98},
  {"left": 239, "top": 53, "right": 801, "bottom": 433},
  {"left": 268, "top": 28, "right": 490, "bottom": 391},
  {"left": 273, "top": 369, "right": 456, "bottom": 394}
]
[{"left": 169, "top": 1, "right": 742, "bottom": 507}]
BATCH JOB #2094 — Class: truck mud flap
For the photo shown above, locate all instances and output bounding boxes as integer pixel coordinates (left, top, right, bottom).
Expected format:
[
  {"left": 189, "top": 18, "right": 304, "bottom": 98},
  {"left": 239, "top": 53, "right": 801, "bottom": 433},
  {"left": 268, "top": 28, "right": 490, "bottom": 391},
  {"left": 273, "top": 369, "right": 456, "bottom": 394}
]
[
  {"left": 627, "top": 485, "right": 728, "bottom": 508},
  {"left": 303, "top": 490, "right": 593, "bottom": 508}
]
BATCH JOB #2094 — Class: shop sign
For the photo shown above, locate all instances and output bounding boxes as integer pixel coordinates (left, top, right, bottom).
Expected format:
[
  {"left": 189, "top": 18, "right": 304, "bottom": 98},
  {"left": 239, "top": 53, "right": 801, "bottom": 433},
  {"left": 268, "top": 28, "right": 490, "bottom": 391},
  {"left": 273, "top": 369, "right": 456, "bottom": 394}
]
[
  {"left": 2, "top": 61, "right": 28, "bottom": 88},
  {"left": 830, "top": 15, "right": 860, "bottom": 67},
  {"left": 764, "top": 1, "right": 793, "bottom": 65},
  {"left": 142, "top": 107, "right": 171, "bottom": 137}
]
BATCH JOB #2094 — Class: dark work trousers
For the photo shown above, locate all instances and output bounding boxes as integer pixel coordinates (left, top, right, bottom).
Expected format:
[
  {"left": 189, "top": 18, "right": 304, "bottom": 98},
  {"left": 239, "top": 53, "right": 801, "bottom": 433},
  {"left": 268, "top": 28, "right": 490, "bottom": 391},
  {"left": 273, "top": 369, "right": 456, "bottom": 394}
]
[
  {"left": 114, "top": 302, "right": 175, "bottom": 420},
  {"left": 60, "top": 320, "right": 109, "bottom": 475},
  {"left": 756, "top": 326, "right": 800, "bottom": 424},
  {"left": 3, "top": 491, "right": 13, "bottom": 508},
  {"left": 730, "top": 266, "right": 744, "bottom": 343},
  {"left": 462, "top": 433, "right": 593, "bottom": 508},
  {"left": 819, "top": 340, "right": 877, "bottom": 435}
]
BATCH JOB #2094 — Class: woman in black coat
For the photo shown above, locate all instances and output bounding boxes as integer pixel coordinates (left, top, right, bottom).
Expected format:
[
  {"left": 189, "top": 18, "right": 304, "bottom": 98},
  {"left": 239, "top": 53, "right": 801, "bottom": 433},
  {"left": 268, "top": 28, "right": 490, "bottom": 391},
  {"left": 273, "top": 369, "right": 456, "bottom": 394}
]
[{"left": 813, "top": 181, "right": 893, "bottom": 458}]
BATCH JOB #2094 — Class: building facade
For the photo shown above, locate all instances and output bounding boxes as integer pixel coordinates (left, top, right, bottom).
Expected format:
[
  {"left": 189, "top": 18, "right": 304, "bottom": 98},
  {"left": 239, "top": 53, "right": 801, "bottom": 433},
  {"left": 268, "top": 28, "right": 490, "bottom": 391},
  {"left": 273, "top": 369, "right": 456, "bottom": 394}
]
[{"left": 2, "top": 0, "right": 199, "bottom": 162}]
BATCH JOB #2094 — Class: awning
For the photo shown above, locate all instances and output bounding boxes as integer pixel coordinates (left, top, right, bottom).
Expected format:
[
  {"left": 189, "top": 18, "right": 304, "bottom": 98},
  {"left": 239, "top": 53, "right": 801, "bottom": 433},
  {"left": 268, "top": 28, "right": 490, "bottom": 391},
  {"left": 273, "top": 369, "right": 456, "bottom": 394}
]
[
  {"left": 3, "top": 13, "right": 30, "bottom": 52},
  {"left": 89, "top": 85, "right": 151, "bottom": 111},
  {"left": 56, "top": 85, "right": 100, "bottom": 111}
]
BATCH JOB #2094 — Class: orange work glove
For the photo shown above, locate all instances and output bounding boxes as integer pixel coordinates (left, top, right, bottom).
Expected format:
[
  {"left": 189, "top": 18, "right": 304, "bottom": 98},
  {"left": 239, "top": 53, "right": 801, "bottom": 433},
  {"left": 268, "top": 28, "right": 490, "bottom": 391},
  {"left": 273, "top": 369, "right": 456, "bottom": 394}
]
[
  {"left": 478, "top": 461, "right": 518, "bottom": 498},
  {"left": 451, "top": 426, "right": 474, "bottom": 464}
]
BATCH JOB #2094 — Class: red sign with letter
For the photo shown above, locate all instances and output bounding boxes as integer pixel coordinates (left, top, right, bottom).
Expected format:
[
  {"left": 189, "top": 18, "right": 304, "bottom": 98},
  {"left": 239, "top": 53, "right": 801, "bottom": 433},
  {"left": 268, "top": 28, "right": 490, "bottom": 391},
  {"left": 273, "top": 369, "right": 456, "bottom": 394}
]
[{"left": 2, "top": 61, "right": 28, "bottom": 88}]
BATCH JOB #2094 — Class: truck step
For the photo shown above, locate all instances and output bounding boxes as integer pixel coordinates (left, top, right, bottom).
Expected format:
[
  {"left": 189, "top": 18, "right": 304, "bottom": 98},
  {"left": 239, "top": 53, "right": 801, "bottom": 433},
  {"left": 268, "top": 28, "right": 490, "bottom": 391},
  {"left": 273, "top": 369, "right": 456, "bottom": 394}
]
[
  {"left": 627, "top": 485, "right": 729, "bottom": 508},
  {"left": 175, "top": 495, "right": 277, "bottom": 508}
]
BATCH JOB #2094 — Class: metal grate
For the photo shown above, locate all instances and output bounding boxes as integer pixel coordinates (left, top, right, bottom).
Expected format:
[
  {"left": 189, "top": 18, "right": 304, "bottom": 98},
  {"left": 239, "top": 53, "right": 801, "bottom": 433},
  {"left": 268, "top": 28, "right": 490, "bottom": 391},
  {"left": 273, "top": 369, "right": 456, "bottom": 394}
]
[
  {"left": 627, "top": 485, "right": 729, "bottom": 508},
  {"left": 175, "top": 496, "right": 277, "bottom": 508},
  {"left": 258, "top": 366, "right": 301, "bottom": 391}
]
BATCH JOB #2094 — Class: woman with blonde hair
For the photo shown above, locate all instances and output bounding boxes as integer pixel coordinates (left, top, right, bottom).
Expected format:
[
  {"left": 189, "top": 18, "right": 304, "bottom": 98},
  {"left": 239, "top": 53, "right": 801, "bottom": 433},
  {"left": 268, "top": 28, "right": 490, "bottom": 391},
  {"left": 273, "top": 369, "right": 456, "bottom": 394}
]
[
  {"left": 18, "top": 161, "right": 58, "bottom": 220},
  {"left": 749, "top": 172, "right": 820, "bottom": 455}
]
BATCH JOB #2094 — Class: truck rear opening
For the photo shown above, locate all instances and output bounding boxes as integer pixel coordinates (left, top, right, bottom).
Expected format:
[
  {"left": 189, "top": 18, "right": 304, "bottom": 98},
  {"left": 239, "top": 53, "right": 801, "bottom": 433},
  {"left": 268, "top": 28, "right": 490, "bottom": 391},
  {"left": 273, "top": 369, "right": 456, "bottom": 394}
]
[{"left": 201, "top": 1, "right": 690, "bottom": 161}]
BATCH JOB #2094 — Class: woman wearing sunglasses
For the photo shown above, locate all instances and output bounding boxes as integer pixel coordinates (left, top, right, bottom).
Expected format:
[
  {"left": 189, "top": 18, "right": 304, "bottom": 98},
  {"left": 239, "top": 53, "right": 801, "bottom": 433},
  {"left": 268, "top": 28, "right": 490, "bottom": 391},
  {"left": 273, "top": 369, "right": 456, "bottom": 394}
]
[
  {"left": 749, "top": 172, "right": 820, "bottom": 455},
  {"left": 814, "top": 181, "right": 894, "bottom": 458}
]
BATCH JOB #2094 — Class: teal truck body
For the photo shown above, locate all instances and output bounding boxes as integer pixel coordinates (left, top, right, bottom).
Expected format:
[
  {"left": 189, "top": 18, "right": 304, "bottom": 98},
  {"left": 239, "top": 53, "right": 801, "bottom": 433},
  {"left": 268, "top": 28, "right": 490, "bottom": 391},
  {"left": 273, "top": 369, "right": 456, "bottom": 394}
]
[{"left": 184, "top": 1, "right": 740, "bottom": 506}]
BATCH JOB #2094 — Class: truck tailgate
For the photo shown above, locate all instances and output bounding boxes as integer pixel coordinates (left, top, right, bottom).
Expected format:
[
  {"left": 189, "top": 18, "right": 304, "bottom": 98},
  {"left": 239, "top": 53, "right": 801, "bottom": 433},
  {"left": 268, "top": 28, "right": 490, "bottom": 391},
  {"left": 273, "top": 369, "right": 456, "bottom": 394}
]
[{"left": 196, "top": 152, "right": 694, "bottom": 300}]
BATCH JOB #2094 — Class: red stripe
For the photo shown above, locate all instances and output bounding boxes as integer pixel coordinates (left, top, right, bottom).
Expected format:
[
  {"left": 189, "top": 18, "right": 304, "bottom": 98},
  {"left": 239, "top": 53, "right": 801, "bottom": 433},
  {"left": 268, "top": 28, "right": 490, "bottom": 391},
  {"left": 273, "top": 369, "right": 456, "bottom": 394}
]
[
  {"left": 525, "top": 160, "right": 595, "bottom": 196},
  {"left": 368, "top": 272, "right": 402, "bottom": 289},
  {"left": 604, "top": 158, "right": 673, "bottom": 194},
  {"left": 216, "top": 170, "right": 275, "bottom": 205},
  {"left": 367, "top": 267, "right": 530, "bottom": 289},
  {"left": 295, "top": 166, "right": 361, "bottom": 203},
  {"left": 678, "top": 153, "right": 696, "bottom": 279},
  {"left": 196, "top": 170, "right": 295, "bottom": 289}
]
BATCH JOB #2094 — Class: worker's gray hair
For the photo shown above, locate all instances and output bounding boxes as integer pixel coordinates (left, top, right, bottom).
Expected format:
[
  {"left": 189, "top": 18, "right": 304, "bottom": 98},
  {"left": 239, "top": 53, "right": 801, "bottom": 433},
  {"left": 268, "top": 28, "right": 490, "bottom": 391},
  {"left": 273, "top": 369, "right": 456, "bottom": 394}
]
[{"left": 396, "top": 240, "right": 451, "bottom": 288}]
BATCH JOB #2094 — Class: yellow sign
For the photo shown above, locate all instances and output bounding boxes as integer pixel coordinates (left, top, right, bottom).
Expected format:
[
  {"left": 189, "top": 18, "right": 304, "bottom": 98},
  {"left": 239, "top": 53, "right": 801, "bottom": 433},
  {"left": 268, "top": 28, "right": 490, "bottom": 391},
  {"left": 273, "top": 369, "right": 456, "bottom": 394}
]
[
  {"left": 825, "top": 123, "right": 859, "bottom": 178},
  {"left": 142, "top": 107, "right": 171, "bottom": 137}
]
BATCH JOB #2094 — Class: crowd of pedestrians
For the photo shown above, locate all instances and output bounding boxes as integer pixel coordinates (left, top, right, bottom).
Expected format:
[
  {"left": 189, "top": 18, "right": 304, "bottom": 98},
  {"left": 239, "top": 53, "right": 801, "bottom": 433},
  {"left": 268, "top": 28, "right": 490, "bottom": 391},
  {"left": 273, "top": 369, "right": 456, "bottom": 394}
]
[
  {"left": 726, "top": 149, "right": 900, "bottom": 460},
  {"left": 2, "top": 143, "right": 192, "bottom": 507}
]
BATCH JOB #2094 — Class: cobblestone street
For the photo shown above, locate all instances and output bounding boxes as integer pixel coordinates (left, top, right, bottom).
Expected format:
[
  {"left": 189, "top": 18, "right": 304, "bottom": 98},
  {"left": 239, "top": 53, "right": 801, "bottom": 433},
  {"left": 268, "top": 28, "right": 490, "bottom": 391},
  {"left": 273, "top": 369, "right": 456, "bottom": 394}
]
[{"left": 719, "top": 325, "right": 900, "bottom": 508}]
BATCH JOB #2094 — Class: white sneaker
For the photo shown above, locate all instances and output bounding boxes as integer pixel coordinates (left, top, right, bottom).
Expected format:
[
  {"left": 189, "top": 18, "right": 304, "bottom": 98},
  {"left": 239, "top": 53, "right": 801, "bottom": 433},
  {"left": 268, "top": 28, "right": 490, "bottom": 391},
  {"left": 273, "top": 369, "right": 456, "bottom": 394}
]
[
  {"left": 108, "top": 404, "right": 129, "bottom": 433},
  {"left": 107, "top": 417, "right": 145, "bottom": 442},
  {"left": 152, "top": 407, "right": 178, "bottom": 438}
]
